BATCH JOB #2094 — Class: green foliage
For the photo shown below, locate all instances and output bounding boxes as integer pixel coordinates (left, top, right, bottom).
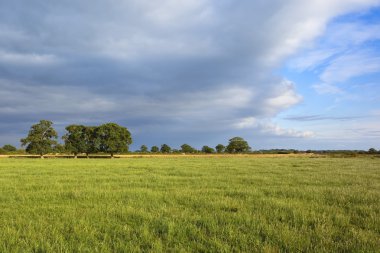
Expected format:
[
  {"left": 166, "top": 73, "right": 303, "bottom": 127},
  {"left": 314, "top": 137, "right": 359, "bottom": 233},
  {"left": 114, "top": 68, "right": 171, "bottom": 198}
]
[
  {"left": 140, "top": 145, "right": 148, "bottom": 153},
  {"left": 226, "top": 137, "right": 250, "bottom": 153},
  {"left": 215, "top": 144, "right": 225, "bottom": 153},
  {"left": 53, "top": 144, "right": 66, "bottom": 154},
  {"left": 0, "top": 144, "right": 18, "bottom": 154},
  {"left": 201, "top": 145, "right": 215, "bottom": 153},
  {"left": 0, "top": 157, "right": 379, "bottom": 252},
  {"left": 171, "top": 149, "right": 181, "bottom": 154},
  {"left": 95, "top": 123, "right": 132, "bottom": 157},
  {"left": 83, "top": 126, "right": 97, "bottom": 155},
  {"left": 160, "top": 144, "right": 171, "bottom": 153},
  {"left": 62, "top": 125, "right": 87, "bottom": 156},
  {"left": 258, "top": 149, "right": 299, "bottom": 154},
  {"left": 150, "top": 146, "right": 159, "bottom": 153},
  {"left": 180, "top": 144, "right": 196, "bottom": 153},
  {"left": 2, "top": 144, "right": 16, "bottom": 152},
  {"left": 368, "top": 148, "right": 377, "bottom": 154},
  {"left": 20, "top": 120, "right": 58, "bottom": 157}
]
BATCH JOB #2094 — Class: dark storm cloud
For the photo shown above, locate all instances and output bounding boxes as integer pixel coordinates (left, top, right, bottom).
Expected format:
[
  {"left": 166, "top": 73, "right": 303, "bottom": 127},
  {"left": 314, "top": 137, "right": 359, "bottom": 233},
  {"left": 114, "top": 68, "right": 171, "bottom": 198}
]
[{"left": 0, "top": 0, "right": 378, "bottom": 148}]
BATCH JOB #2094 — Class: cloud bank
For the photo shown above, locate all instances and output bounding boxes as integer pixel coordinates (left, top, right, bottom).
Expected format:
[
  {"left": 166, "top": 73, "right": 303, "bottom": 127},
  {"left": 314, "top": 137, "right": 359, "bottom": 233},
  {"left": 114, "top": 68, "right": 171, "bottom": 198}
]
[{"left": 0, "top": 0, "right": 379, "bottom": 148}]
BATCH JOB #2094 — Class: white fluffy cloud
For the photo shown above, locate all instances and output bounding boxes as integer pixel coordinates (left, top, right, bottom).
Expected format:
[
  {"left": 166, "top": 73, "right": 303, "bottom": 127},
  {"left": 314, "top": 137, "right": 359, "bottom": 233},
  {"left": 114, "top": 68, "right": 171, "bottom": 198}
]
[
  {"left": 320, "top": 51, "right": 380, "bottom": 84},
  {"left": 234, "top": 117, "right": 315, "bottom": 138},
  {"left": 288, "top": 12, "right": 380, "bottom": 98}
]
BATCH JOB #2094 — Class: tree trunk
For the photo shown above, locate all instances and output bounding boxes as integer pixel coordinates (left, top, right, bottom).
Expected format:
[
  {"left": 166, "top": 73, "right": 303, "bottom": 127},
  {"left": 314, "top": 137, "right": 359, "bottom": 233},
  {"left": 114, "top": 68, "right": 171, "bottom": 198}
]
[
  {"left": 40, "top": 154, "right": 44, "bottom": 159},
  {"left": 111, "top": 153, "right": 114, "bottom": 159},
  {"left": 74, "top": 154, "right": 77, "bottom": 159},
  {"left": 86, "top": 153, "right": 89, "bottom": 159}
]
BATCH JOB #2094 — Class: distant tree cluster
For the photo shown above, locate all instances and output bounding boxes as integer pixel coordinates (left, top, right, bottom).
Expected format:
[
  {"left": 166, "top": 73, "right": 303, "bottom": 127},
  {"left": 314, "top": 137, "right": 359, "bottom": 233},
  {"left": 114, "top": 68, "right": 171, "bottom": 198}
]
[
  {"left": 63, "top": 123, "right": 132, "bottom": 158},
  {"left": 201, "top": 146, "right": 215, "bottom": 154},
  {"left": 136, "top": 137, "right": 251, "bottom": 154},
  {"left": 253, "top": 148, "right": 380, "bottom": 156},
  {"left": 368, "top": 148, "right": 377, "bottom": 154},
  {"left": 2, "top": 144, "right": 17, "bottom": 152},
  {"left": 20, "top": 120, "right": 132, "bottom": 158},
  {"left": 0, "top": 144, "right": 18, "bottom": 154}
]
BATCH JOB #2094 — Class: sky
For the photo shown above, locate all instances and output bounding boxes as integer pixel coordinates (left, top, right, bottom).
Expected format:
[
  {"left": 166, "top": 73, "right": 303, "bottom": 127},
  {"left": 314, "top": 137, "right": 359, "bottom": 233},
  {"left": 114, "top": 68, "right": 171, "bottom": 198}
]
[{"left": 0, "top": 0, "right": 380, "bottom": 151}]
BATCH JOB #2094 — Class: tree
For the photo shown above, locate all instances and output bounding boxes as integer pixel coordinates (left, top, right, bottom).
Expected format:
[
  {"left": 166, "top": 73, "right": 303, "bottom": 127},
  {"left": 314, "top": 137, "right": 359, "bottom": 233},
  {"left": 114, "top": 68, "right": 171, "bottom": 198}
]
[
  {"left": 82, "top": 126, "right": 97, "bottom": 158},
  {"left": 20, "top": 120, "right": 58, "bottom": 158},
  {"left": 140, "top": 145, "right": 148, "bottom": 153},
  {"left": 95, "top": 123, "right": 132, "bottom": 158},
  {"left": 226, "top": 137, "right": 250, "bottom": 153},
  {"left": 368, "top": 148, "right": 377, "bottom": 154},
  {"left": 215, "top": 144, "right": 225, "bottom": 153},
  {"left": 2, "top": 144, "right": 16, "bottom": 152},
  {"left": 180, "top": 144, "right": 195, "bottom": 153},
  {"left": 151, "top": 146, "right": 159, "bottom": 153},
  {"left": 62, "top": 125, "right": 88, "bottom": 158},
  {"left": 62, "top": 125, "right": 97, "bottom": 158},
  {"left": 160, "top": 144, "right": 171, "bottom": 153},
  {"left": 202, "top": 145, "right": 215, "bottom": 154}
]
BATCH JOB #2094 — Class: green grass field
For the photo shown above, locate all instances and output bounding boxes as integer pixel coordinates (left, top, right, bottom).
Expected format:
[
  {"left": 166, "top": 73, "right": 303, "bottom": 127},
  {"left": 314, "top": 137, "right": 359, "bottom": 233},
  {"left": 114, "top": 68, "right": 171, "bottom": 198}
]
[{"left": 0, "top": 157, "right": 379, "bottom": 252}]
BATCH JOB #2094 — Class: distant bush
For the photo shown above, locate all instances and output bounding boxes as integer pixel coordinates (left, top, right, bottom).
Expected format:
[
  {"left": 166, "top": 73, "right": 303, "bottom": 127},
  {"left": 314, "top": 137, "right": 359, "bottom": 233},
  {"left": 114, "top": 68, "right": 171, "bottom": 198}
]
[
  {"left": 180, "top": 144, "right": 196, "bottom": 154},
  {"left": 2, "top": 144, "right": 17, "bottom": 152},
  {"left": 0, "top": 145, "right": 25, "bottom": 155},
  {"left": 140, "top": 145, "right": 148, "bottom": 153},
  {"left": 201, "top": 146, "right": 215, "bottom": 154},
  {"left": 368, "top": 148, "right": 377, "bottom": 154},
  {"left": 151, "top": 146, "right": 159, "bottom": 153},
  {"left": 215, "top": 144, "right": 225, "bottom": 153},
  {"left": 277, "top": 151, "right": 291, "bottom": 154},
  {"left": 171, "top": 149, "right": 181, "bottom": 154},
  {"left": 160, "top": 144, "right": 171, "bottom": 153}
]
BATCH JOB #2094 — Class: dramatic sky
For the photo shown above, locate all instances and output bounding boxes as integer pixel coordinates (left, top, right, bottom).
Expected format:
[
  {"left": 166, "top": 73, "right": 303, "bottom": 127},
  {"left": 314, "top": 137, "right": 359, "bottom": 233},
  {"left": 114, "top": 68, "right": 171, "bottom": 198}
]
[{"left": 1, "top": 0, "right": 380, "bottom": 150}]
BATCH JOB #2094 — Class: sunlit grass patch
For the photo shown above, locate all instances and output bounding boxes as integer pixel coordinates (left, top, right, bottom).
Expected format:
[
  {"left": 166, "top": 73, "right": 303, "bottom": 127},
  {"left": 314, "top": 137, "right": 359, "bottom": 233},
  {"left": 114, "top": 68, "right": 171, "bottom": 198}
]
[{"left": 0, "top": 157, "right": 379, "bottom": 252}]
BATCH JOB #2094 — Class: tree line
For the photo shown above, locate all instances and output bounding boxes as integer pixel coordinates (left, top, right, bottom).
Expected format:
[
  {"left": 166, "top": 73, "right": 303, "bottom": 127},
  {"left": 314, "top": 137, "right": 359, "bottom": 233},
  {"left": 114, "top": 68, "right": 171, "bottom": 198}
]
[
  {"left": 20, "top": 120, "right": 132, "bottom": 158},
  {"left": 137, "top": 138, "right": 250, "bottom": 154},
  {"left": 8, "top": 120, "right": 251, "bottom": 158},
  {"left": 1, "top": 120, "right": 378, "bottom": 157}
]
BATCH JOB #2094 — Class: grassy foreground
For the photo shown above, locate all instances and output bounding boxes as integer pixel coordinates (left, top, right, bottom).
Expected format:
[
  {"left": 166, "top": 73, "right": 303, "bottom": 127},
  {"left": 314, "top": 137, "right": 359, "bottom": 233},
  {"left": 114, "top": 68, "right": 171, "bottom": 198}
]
[{"left": 0, "top": 157, "right": 379, "bottom": 252}]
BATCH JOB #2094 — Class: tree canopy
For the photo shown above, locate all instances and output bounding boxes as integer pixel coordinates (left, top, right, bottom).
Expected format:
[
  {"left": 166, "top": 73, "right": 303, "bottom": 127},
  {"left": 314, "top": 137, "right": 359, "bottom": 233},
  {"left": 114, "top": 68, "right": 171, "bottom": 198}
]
[
  {"left": 140, "top": 145, "right": 148, "bottom": 153},
  {"left": 160, "top": 144, "right": 171, "bottom": 153},
  {"left": 95, "top": 123, "right": 132, "bottom": 157},
  {"left": 226, "top": 137, "right": 250, "bottom": 153},
  {"left": 180, "top": 144, "right": 196, "bottom": 153},
  {"left": 202, "top": 145, "right": 215, "bottom": 153},
  {"left": 368, "top": 148, "right": 377, "bottom": 154},
  {"left": 151, "top": 146, "right": 159, "bottom": 153},
  {"left": 215, "top": 144, "right": 225, "bottom": 153},
  {"left": 2, "top": 144, "right": 16, "bottom": 152},
  {"left": 20, "top": 120, "right": 58, "bottom": 158},
  {"left": 63, "top": 125, "right": 87, "bottom": 157}
]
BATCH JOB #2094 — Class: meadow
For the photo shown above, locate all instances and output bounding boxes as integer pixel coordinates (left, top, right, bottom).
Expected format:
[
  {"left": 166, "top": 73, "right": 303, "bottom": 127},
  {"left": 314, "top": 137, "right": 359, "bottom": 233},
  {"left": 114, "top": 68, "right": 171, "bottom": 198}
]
[{"left": 0, "top": 157, "right": 379, "bottom": 252}]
